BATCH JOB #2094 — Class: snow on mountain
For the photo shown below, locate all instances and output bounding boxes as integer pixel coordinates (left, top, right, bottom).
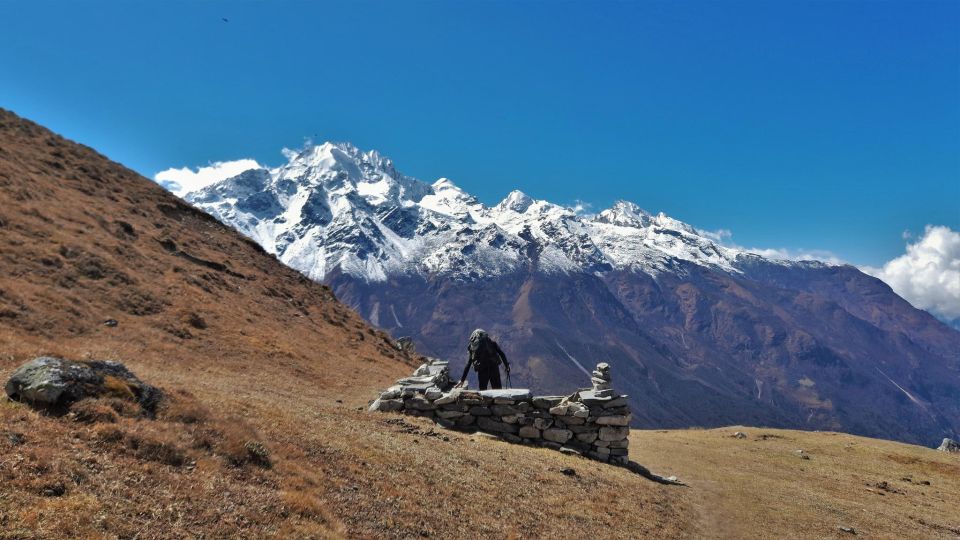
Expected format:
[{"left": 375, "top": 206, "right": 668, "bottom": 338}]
[{"left": 184, "top": 141, "right": 808, "bottom": 282}]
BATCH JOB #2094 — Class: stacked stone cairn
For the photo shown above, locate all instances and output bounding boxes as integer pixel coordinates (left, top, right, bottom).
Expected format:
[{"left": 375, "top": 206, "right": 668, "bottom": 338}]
[{"left": 369, "top": 358, "right": 632, "bottom": 465}]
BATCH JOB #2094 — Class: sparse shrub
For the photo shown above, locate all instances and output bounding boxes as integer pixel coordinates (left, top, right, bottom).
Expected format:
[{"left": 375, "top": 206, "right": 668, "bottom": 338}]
[
  {"left": 71, "top": 398, "right": 119, "bottom": 424},
  {"left": 218, "top": 420, "right": 272, "bottom": 468},
  {"left": 102, "top": 397, "right": 141, "bottom": 418},
  {"left": 126, "top": 429, "right": 187, "bottom": 467},
  {"left": 92, "top": 423, "right": 125, "bottom": 444},
  {"left": 101, "top": 375, "right": 136, "bottom": 401},
  {"left": 157, "top": 391, "right": 210, "bottom": 425},
  {"left": 244, "top": 441, "right": 271, "bottom": 468},
  {"left": 184, "top": 312, "right": 207, "bottom": 329}
]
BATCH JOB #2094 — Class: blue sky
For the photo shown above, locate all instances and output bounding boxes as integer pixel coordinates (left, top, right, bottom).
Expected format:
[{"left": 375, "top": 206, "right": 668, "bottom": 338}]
[{"left": 1, "top": 0, "right": 957, "bottom": 268}]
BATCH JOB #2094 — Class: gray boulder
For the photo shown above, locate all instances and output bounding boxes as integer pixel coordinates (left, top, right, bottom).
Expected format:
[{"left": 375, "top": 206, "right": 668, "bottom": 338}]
[
  {"left": 5, "top": 356, "right": 162, "bottom": 414},
  {"left": 937, "top": 438, "right": 959, "bottom": 453}
]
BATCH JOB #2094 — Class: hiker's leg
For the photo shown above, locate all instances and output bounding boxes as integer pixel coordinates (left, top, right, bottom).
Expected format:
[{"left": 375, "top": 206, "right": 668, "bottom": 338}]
[
  {"left": 478, "top": 367, "right": 490, "bottom": 390},
  {"left": 489, "top": 368, "right": 502, "bottom": 389}
]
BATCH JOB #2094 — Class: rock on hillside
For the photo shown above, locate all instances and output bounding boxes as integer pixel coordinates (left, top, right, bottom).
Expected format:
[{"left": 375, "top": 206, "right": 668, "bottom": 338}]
[{"left": 5, "top": 356, "right": 161, "bottom": 413}]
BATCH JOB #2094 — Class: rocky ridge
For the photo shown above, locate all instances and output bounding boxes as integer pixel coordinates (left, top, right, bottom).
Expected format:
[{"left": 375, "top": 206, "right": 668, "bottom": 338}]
[{"left": 185, "top": 141, "right": 773, "bottom": 283}]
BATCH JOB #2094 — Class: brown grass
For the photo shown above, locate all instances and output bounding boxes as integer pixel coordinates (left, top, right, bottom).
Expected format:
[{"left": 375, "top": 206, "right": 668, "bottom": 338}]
[
  {"left": 634, "top": 426, "right": 960, "bottom": 539},
  {"left": 0, "top": 108, "right": 955, "bottom": 538}
]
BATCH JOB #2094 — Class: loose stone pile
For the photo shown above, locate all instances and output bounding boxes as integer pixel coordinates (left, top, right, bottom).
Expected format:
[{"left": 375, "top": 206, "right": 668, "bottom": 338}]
[{"left": 369, "top": 358, "right": 632, "bottom": 464}]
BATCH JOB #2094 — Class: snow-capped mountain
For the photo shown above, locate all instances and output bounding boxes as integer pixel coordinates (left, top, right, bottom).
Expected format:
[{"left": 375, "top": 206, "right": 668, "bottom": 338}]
[
  {"left": 186, "top": 141, "right": 792, "bottom": 284},
  {"left": 183, "top": 142, "right": 960, "bottom": 447}
]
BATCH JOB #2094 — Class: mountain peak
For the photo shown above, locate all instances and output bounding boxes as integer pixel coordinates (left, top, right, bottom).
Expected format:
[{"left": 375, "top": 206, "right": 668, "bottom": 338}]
[
  {"left": 497, "top": 190, "right": 534, "bottom": 213},
  {"left": 594, "top": 200, "right": 651, "bottom": 228}
]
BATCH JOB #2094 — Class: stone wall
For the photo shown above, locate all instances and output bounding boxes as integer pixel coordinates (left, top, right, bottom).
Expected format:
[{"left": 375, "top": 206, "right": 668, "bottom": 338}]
[{"left": 369, "top": 359, "right": 631, "bottom": 464}]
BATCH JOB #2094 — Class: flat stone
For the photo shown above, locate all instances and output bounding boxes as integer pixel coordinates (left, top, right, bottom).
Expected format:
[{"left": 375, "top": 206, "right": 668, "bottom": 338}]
[
  {"left": 492, "top": 398, "right": 516, "bottom": 405},
  {"left": 518, "top": 426, "right": 541, "bottom": 439},
  {"left": 439, "top": 403, "right": 469, "bottom": 413},
  {"left": 564, "top": 416, "right": 586, "bottom": 425},
  {"left": 501, "top": 414, "right": 524, "bottom": 424},
  {"left": 517, "top": 416, "right": 536, "bottom": 426},
  {"left": 455, "top": 414, "right": 476, "bottom": 426},
  {"left": 380, "top": 386, "right": 402, "bottom": 400},
  {"left": 436, "top": 410, "right": 466, "bottom": 419},
  {"left": 433, "top": 390, "right": 460, "bottom": 406},
  {"left": 540, "top": 441, "right": 563, "bottom": 451},
  {"left": 394, "top": 379, "right": 435, "bottom": 390},
  {"left": 478, "top": 417, "right": 519, "bottom": 434},
  {"left": 549, "top": 405, "right": 569, "bottom": 416},
  {"left": 602, "top": 396, "right": 629, "bottom": 409},
  {"left": 478, "top": 389, "right": 531, "bottom": 400},
  {"left": 592, "top": 446, "right": 611, "bottom": 456},
  {"left": 579, "top": 390, "right": 616, "bottom": 406},
  {"left": 576, "top": 432, "right": 598, "bottom": 444},
  {"left": 566, "top": 424, "right": 595, "bottom": 434},
  {"left": 559, "top": 446, "right": 581, "bottom": 456},
  {"left": 599, "top": 426, "right": 630, "bottom": 442},
  {"left": 424, "top": 386, "right": 443, "bottom": 400},
  {"left": 567, "top": 403, "right": 589, "bottom": 417},
  {"left": 376, "top": 399, "right": 404, "bottom": 412},
  {"left": 491, "top": 405, "right": 520, "bottom": 416},
  {"left": 435, "top": 418, "right": 456, "bottom": 430},
  {"left": 533, "top": 396, "right": 564, "bottom": 409},
  {"left": 609, "top": 455, "right": 629, "bottom": 466},
  {"left": 593, "top": 439, "right": 610, "bottom": 448},
  {"left": 469, "top": 406, "right": 492, "bottom": 416},
  {"left": 501, "top": 433, "right": 522, "bottom": 444},
  {"left": 594, "top": 414, "right": 632, "bottom": 426},
  {"left": 608, "top": 439, "right": 630, "bottom": 449},
  {"left": 406, "top": 397, "right": 435, "bottom": 411},
  {"left": 514, "top": 402, "right": 532, "bottom": 413},
  {"left": 609, "top": 448, "right": 629, "bottom": 456},
  {"left": 533, "top": 418, "right": 553, "bottom": 430},
  {"left": 543, "top": 428, "right": 573, "bottom": 444},
  {"left": 587, "top": 451, "right": 609, "bottom": 462}
]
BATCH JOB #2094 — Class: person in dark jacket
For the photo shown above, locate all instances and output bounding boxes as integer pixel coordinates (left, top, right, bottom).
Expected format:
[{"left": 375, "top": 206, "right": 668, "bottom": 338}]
[{"left": 457, "top": 329, "right": 510, "bottom": 390}]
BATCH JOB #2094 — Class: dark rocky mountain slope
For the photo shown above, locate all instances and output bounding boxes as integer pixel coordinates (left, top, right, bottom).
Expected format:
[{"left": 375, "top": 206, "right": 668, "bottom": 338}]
[{"left": 186, "top": 140, "right": 960, "bottom": 446}]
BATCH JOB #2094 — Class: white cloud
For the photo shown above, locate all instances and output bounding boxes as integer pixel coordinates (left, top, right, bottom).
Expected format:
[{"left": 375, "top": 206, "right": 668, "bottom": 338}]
[
  {"left": 700, "top": 228, "right": 733, "bottom": 244},
  {"left": 862, "top": 225, "right": 960, "bottom": 322},
  {"left": 698, "top": 228, "right": 844, "bottom": 265},
  {"left": 570, "top": 200, "right": 593, "bottom": 216},
  {"left": 154, "top": 159, "right": 262, "bottom": 196},
  {"left": 745, "top": 247, "right": 846, "bottom": 266}
]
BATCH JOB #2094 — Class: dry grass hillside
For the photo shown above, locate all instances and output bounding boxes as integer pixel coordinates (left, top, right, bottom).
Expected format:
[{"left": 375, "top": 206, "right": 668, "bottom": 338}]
[{"left": 0, "top": 109, "right": 956, "bottom": 539}]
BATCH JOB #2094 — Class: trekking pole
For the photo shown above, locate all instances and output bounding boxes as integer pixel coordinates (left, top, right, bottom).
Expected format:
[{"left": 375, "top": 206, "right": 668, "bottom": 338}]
[{"left": 505, "top": 370, "right": 512, "bottom": 389}]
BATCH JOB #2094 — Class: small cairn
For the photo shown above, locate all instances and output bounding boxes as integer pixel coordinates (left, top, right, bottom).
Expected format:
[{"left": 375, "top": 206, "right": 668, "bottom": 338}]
[
  {"left": 590, "top": 362, "right": 613, "bottom": 397},
  {"left": 370, "top": 360, "right": 632, "bottom": 465}
]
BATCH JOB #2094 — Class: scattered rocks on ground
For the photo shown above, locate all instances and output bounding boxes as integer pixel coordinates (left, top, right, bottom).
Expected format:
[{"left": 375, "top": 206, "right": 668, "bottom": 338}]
[
  {"left": 560, "top": 467, "right": 576, "bottom": 476},
  {"left": 103, "top": 319, "right": 118, "bottom": 327},
  {"left": 5, "top": 356, "right": 162, "bottom": 414},
  {"left": 733, "top": 431, "right": 747, "bottom": 439},
  {"left": 839, "top": 526, "right": 856, "bottom": 535}
]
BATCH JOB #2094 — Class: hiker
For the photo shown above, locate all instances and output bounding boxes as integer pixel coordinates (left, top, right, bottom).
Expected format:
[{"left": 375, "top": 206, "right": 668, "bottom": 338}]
[{"left": 457, "top": 329, "right": 510, "bottom": 390}]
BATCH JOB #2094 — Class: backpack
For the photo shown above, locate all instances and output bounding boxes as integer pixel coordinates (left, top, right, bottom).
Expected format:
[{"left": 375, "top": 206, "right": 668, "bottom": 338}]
[{"left": 468, "top": 331, "right": 501, "bottom": 370}]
